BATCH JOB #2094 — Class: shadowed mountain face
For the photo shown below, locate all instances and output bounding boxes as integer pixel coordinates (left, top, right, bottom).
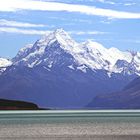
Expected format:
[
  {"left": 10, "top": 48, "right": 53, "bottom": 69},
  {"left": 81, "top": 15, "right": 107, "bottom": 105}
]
[
  {"left": 87, "top": 77, "right": 140, "bottom": 109},
  {"left": 0, "top": 29, "right": 139, "bottom": 108},
  {"left": 0, "top": 99, "right": 39, "bottom": 110},
  {"left": 0, "top": 65, "right": 136, "bottom": 108}
]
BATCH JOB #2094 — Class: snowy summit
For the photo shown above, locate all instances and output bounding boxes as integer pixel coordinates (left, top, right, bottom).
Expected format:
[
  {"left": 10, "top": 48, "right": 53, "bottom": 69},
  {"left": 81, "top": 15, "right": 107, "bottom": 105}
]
[{"left": 12, "top": 29, "right": 140, "bottom": 76}]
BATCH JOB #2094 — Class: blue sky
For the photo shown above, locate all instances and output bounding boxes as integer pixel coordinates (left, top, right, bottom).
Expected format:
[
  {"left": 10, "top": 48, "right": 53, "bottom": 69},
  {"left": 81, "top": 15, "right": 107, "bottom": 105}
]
[{"left": 0, "top": 0, "right": 140, "bottom": 58}]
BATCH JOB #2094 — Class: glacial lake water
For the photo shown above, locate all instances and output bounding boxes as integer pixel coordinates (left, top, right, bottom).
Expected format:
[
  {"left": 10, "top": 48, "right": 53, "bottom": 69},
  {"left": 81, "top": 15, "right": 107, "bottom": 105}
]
[
  {"left": 0, "top": 110, "right": 140, "bottom": 139},
  {"left": 0, "top": 110, "right": 140, "bottom": 124}
]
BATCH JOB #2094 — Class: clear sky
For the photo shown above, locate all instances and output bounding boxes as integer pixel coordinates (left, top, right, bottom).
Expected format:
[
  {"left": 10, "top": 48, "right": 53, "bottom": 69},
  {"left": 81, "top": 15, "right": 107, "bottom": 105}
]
[{"left": 0, "top": 0, "right": 140, "bottom": 58}]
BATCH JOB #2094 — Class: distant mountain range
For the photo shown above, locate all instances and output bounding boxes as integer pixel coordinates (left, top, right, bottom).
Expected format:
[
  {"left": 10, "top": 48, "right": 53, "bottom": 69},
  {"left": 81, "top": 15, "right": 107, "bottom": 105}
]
[
  {"left": 0, "top": 29, "right": 140, "bottom": 109},
  {"left": 88, "top": 76, "right": 140, "bottom": 109}
]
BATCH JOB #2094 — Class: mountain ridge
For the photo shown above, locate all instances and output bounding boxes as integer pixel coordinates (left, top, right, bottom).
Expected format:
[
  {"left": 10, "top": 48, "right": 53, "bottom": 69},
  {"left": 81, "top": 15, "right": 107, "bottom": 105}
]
[
  {"left": 11, "top": 29, "right": 140, "bottom": 76},
  {"left": 1, "top": 29, "right": 140, "bottom": 77}
]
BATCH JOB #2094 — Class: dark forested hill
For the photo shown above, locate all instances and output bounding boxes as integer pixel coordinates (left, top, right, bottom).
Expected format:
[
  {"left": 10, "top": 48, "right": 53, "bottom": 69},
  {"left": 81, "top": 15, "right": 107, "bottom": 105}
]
[{"left": 0, "top": 99, "right": 40, "bottom": 110}]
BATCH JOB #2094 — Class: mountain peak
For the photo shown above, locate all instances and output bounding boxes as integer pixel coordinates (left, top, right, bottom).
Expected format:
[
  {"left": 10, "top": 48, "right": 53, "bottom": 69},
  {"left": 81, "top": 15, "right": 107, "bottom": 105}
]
[
  {"left": 53, "top": 28, "right": 76, "bottom": 46},
  {"left": 54, "top": 28, "right": 67, "bottom": 36},
  {"left": 38, "top": 28, "right": 76, "bottom": 48}
]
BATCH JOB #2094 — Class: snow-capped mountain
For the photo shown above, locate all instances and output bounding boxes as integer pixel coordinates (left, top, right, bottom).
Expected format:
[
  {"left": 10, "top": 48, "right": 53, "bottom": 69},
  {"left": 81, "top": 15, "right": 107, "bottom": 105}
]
[
  {"left": 12, "top": 29, "right": 78, "bottom": 68},
  {"left": 0, "top": 29, "right": 139, "bottom": 108},
  {"left": 0, "top": 58, "right": 12, "bottom": 74},
  {"left": 12, "top": 29, "right": 140, "bottom": 76}
]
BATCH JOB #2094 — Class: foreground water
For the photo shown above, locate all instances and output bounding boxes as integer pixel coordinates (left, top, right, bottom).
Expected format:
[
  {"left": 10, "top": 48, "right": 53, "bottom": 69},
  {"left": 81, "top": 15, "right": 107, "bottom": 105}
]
[{"left": 0, "top": 110, "right": 140, "bottom": 140}]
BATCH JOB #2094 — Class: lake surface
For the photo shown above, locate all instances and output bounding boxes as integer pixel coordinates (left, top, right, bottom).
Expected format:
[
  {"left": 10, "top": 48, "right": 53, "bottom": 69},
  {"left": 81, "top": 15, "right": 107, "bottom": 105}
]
[{"left": 0, "top": 110, "right": 140, "bottom": 140}]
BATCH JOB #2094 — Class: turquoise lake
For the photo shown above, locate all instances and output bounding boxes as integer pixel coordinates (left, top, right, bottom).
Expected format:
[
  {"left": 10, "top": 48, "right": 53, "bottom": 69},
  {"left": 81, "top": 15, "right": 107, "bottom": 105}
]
[{"left": 0, "top": 110, "right": 140, "bottom": 124}]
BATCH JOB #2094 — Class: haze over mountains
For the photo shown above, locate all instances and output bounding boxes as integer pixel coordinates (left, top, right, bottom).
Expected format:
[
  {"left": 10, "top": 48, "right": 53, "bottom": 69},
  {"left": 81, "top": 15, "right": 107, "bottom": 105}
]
[{"left": 0, "top": 29, "right": 140, "bottom": 108}]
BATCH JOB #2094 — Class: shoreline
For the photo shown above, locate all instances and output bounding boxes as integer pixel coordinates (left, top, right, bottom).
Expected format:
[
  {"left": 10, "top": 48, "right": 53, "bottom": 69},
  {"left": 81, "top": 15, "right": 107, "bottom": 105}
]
[{"left": 0, "top": 111, "right": 140, "bottom": 139}]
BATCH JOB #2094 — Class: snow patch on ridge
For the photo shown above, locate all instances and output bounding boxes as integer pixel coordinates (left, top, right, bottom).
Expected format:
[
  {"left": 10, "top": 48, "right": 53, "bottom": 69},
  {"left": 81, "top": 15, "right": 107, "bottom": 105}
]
[
  {"left": 77, "top": 65, "right": 88, "bottom": 73},
  {"left": 68, "top": 65, "right": 75, "bottom": 70},
  {"left": 0, "top": 58, "right": 12, "bottom": 68},
  {"left": 0, "top": 58, "right": 12, "bottom": 74}
]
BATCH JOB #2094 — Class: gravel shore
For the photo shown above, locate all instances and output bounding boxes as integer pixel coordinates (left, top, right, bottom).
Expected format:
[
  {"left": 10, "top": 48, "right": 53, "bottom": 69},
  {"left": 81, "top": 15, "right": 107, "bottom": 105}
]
[{"left": 0, "top": 122, "right": 140, "bottom": 140}]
